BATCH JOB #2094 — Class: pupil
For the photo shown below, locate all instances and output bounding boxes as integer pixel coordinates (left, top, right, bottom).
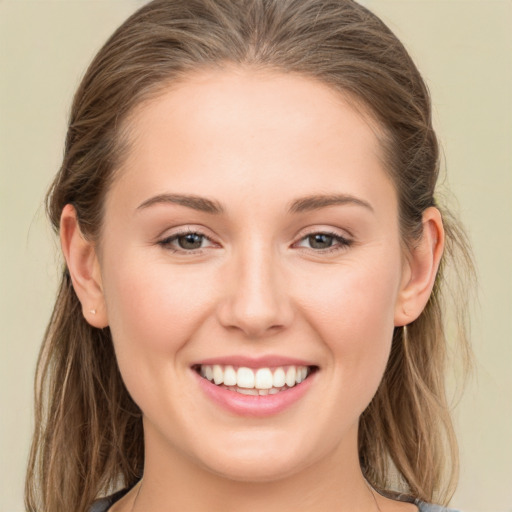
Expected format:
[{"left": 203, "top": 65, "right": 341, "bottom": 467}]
[
  {"left": 178, "top": 233, "right": 203, "bottom": 249},
  {"left": 309, "top": 234, "right": 333, "bottom": 249}
]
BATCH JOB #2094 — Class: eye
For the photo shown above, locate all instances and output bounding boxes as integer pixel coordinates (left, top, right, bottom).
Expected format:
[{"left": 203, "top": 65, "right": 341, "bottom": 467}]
[
  {"left": 158, "top": 230, "right": 216, "bottom": 252},
  {"left": 305, "top": 233, "right": 335, "bottom": 250},
  {"left": 175, "top": 233, "right": 205, "bottom": 250},
  {"left": 295, "top": 231, "right": 352, "bottom": 252}
]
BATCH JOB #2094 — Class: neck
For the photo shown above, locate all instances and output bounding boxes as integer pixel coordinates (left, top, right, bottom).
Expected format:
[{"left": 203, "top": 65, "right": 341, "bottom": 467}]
[{"left": 134, "top": 423, "right": 377, "bottom": 512}]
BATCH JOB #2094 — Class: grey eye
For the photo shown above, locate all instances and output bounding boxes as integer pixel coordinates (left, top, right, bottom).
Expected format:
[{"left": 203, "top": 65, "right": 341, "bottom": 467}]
[
  {"left": 177, "top": 233, "right": 204, "bottom": 250},
  {"left": 307, "top": 234, "right": 334, "bottom": 249}
]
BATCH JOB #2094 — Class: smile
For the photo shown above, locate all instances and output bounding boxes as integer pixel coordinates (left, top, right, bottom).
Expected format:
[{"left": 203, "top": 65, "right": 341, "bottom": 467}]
[{"left": 194, "top": 364, "right": 316, "bottom": 396}]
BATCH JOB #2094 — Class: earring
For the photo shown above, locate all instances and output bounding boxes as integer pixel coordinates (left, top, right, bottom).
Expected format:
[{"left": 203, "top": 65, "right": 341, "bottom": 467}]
[{"left": 90, "top": 309, "right": 97, "bottom": 315}]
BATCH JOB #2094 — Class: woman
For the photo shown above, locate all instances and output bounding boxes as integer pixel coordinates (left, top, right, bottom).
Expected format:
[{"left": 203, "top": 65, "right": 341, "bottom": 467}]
[{"left": 25, "top": 1, "right": 473, "bottom": 511}]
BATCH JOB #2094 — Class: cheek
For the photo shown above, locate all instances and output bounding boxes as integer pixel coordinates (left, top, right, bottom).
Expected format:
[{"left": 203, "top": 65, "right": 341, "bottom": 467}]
[
  {"left": 99, "top": 254, "right": 224, "bottom": 424},
  {"left": 296, "top": 254, "right": 401, "bottom": 394},
  {"left": 300, "top": 255, "right": 400, "bottom": 332},
  {"left": 100, "top": 252, "right": 215, "bottom": 375}
]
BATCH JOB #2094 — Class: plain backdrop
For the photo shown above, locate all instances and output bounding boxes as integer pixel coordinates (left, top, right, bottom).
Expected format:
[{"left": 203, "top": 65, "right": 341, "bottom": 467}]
[{"left": 1, "top": 1, "right": 511, "bottom": 511}]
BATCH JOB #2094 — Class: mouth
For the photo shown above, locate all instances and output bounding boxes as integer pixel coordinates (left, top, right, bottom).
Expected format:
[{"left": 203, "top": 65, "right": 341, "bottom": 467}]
[{"left": 192, "top": 364, "right": 318, "bottom": 396}]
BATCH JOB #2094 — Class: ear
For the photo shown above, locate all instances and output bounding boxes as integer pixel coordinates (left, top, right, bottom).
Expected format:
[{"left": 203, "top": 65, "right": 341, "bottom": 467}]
[
  {"left": 60, "top": 204, "right": 109, "bottom": 328},
  {"left": 394, "top": 207, "right": 445, "bottom": 326}
]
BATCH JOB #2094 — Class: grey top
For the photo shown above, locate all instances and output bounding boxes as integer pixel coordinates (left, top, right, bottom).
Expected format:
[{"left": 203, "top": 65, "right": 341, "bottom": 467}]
[{"left": 90, "top": 488, "right": 460, "bottom": 512}]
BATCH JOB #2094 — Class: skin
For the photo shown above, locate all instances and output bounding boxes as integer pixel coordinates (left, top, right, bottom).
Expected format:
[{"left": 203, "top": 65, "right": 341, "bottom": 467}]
[{"left": 61, "top": 68, "right": 444, "bottom": 512}]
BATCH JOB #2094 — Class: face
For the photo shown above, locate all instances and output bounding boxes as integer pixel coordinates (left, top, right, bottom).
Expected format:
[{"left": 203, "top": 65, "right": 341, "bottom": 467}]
[{"left": 96, "top": 69, "right": 408, "bottom": 482}]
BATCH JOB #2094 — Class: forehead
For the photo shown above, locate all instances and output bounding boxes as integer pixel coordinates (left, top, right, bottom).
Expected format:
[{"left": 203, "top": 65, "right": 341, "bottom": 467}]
[{"left": 111, "top": 68, "right": 396, "bottom": 215}]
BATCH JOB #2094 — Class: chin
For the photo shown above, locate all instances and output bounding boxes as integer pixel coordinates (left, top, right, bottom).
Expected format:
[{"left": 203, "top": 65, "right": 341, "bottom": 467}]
[
  {"left": 203, "top": 454, "right": 306, "bottom": 483},
  {"left": 190, "top": 431, "right": 324, "bottom": 484}
]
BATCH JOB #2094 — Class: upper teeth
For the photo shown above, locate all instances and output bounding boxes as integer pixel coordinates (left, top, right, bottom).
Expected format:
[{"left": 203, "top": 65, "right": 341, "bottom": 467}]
[{"left": 199, "top": 365, "right": 309, "bottom": 390}]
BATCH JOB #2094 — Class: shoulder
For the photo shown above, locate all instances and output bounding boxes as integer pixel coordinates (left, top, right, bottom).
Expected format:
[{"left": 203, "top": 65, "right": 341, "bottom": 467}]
[
  {"left": 416, "top": 500, "right": 461, "bottom": 512},
  {"left": 90, "top": 488, "right": 130, "bottom": 512},
  {"left": 90, "top": 497, "right": 111, "bottom": 512},
  {"left": 90, "top": 491, "right": 461, "bottom": 512}
]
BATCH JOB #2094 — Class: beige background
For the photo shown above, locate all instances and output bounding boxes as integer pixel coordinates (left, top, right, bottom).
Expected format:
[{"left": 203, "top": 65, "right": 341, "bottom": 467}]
[{"left": 1, "top": 1, "right": 511, "bottom": 511}]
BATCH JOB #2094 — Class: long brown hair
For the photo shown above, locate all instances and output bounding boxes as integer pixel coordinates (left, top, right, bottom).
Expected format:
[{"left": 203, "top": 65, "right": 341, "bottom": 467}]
[{"left": 25, "top": 1, "right": 474, "bottom": 511}]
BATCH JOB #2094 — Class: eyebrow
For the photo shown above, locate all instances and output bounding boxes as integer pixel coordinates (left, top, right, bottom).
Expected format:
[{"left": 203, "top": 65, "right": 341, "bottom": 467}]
[
  {"left": 136, "top": 192, "right": 373, "bottom": 215},
  {"left": 136, "top": 193, "right": 224, "bottom": 214},
  {"left": 288, "top": 194, "right": 374, "bottom": 214}
]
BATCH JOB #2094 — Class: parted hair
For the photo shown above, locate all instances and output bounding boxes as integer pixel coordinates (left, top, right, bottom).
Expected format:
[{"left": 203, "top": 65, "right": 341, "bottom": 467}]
[{"left": 25, "top": 1, "right": 473, "bottom": 511}]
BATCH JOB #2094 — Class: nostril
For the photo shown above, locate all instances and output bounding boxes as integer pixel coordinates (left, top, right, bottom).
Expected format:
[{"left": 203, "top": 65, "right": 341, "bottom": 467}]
[{"left": 215, "top": 272, "right": 294, "bottom": 337}]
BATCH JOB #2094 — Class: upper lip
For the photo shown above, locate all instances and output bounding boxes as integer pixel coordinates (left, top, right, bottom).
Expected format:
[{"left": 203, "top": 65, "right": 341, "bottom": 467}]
[{"left": 192, "top": 355, "right": 317, "bottom": 369}]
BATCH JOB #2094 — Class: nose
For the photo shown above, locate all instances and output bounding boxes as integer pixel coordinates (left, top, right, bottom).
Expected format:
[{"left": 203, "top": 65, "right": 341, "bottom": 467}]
[{"left": 216, "top": 242, "right": 294, "bottom": 339}]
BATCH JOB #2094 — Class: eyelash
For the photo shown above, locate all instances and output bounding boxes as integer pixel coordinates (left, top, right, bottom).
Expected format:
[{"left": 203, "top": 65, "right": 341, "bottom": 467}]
[{"left": 158, "top": 229, "right": 353, "bottom": 255}]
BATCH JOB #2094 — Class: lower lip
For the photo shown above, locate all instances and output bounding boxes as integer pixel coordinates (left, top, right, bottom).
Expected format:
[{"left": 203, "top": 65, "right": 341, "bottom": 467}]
[{"left": 193, "top": 370, "right": 316, "bottom": 417}]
